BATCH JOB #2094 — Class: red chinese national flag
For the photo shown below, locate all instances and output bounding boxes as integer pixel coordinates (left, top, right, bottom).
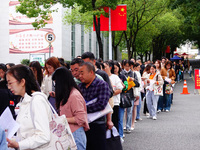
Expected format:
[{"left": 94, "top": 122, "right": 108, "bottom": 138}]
[
  {"left": 93, "top": 5, "right": 127, "bottom": 31},
  {"left": 111, "top": 5, "right": 127, "bottom": 31}
]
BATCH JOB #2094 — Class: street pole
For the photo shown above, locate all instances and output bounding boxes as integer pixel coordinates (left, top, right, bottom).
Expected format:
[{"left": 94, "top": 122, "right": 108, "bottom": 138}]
[
  {"left": 49, "top": 42, "right": 51, "bottom": 58},
  {"left": 109, "top": 7, "right": 112, "bottom": 60}
]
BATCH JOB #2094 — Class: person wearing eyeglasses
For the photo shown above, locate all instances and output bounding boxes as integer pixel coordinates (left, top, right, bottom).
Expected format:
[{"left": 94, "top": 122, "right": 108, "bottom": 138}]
[{"left": 6, "top": 64, "right": 52, "bottom": 149}]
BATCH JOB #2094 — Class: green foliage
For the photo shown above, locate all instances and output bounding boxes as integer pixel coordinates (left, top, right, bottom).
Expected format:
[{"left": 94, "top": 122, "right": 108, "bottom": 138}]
[
  {"left": 121, "top": 52, "right": 128, "bottom": 60},
  {"left": 20, "top": 59, "right": 30, "bottom": 66}
]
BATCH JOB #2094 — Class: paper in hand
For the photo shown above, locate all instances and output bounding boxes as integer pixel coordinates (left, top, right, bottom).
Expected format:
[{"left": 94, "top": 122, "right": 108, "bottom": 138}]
[{"left": 0, "top": 107, "right": 20, "bottom": 138}]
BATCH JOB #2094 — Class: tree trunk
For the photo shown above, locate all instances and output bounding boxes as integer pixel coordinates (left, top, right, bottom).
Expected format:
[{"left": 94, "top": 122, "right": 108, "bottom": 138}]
[
  {"left": 92, "top": 0, "right": 103, "bottom": 59},
  {"left": 113, "top": 46, "right": 118, "bottom": 60}
]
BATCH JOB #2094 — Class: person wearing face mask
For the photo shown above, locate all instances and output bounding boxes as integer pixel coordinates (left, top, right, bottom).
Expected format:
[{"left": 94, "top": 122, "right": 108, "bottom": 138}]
[
  {"left": 158, "top": 61, "right": 176, "bottom": 112},
  {"left": 144, "top": 64, "right": 163, "bottom": 120}
]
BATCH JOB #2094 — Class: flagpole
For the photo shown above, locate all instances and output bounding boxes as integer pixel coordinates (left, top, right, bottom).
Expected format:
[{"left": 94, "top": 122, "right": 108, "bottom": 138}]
[{"left": 109, "top": 7, "right": 112, "bottom": 60}]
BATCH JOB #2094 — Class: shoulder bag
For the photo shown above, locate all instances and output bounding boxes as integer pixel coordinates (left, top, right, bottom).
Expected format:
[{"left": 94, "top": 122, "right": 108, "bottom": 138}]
[{"left": 31, "top": 92, "right": 77, "bottom": 150}]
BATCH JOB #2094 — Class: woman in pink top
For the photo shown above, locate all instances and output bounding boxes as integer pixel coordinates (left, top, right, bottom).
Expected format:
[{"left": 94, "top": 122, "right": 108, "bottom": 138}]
[{"left": 52, "top": 67, "right": 89, "bottom": 150}]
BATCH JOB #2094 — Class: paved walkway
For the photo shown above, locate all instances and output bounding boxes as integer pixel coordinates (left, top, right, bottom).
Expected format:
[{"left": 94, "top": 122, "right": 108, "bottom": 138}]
[{"left": 122, "top": 73, "right": 200, "bottom": 150}]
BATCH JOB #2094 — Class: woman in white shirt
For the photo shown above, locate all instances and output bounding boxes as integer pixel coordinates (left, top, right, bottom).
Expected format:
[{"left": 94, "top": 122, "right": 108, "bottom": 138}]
[
  {"left": 6, "top": 64, "right": 52, "bottom": 150},
  {"left": 104, "top": 61, "right": 123, "bottom": 131},
  {"left": 41, "top": 57, "right": 61, "bottom": 110}
]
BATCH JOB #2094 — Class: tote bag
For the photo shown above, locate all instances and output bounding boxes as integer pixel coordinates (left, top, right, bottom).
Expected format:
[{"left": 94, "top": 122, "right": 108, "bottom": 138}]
[
  {"left": 105, "top": 127, "right": 123, "bottom": 150},
  {"left": 154, "top": 75, "right": 163, "bottom": 96},
  {"left": 31, "top": 92, "right": 77, "bottom": 150}
]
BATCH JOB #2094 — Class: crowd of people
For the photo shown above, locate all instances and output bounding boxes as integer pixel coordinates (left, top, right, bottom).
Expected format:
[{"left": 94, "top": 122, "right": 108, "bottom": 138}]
[{"left": 0, "top": 52, "right": 192, "bottom": 150}]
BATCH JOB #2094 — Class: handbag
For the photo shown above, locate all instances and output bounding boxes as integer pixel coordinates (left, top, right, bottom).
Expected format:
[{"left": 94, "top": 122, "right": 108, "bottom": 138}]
[
  {"left": 165, "top": 84, "right": 173, "bottom": 94},
  {"left": 31, "top": 92, "right": 77, "bottom": 150},
  {"left": 154, "top": 75, "right": 163, "bottom": 96},
  {"left": 120, "top": 92, "right": 132, "bottom": 108},
  {"left": 105, "top": 127, "right": 123, "bottom": 150}
]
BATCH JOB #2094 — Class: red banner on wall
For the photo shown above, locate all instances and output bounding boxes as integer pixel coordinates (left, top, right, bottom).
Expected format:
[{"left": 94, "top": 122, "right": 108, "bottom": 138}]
[{"left": 195, "top": 69, "right": 200, "bottom": 89}]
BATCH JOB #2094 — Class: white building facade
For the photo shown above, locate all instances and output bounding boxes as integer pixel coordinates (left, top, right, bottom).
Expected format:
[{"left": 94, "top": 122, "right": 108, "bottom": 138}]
[{"left": 0, "top": 0, "right": 110, "bottom": 65}]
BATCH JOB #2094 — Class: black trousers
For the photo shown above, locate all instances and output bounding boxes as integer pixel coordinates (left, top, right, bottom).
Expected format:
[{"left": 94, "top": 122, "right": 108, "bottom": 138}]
[
  {"left": 86, "top": 122, "right": 106, "bottom": 150},
  {"left": 112, "top": 106, "right": 119, "bottom": 131},
  {"left": 142, "top": 92, "right": 149, "bottom": 114}
]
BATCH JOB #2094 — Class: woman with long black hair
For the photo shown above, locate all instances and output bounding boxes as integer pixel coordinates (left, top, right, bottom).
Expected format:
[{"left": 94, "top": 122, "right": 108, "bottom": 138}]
[{"left": 52, "top": 67, "right": 89, "bottom": 150}]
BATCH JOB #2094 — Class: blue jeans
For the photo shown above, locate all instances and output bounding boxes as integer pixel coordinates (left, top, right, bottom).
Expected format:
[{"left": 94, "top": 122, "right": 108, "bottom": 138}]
[
  {"left": 189, "top": 71, "right": 192, "bottom": 77},
  {"left": 136, "top": 93, "right": 142, "bottom": 119},
  {"left": 0, "top": 128, "right": 8, "bottom": 150},
  {"left": 165, "top": 94, "right": 172, "bottom": 111},
  {"left": 126, "top": 100, "right": 134, "bottom": 130},
  {"left": 118, "top": 107, "right": 125, "bottom": 138},
  {"left": 72, "top": 127, "right": 87, "bottom": 150}
]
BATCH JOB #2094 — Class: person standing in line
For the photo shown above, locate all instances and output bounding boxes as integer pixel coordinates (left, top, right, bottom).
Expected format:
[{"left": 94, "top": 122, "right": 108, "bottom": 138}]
[
  {"left": 161, "top": 57, "right": 166, "bottom": 68},
  {"left": 188, "top": 62, "right": 192, "bottom": 78},
  {"left": 6, "top": 65, "right": 52, "bottom": 149},
  {"left": 144, "top": 64, "right": 163, "bottom": 120},
  {"left": 159, "top": 61, "right": 176, "bottom": 112},
  {"left": 29, "top": 61, "right": 43, "bottom": 87},
  {"left": 130, "top": 63, "right": 141, "bottom": 130},
  {"left": 121, "top": 60, "right": 139, "bottom": 133},
  {"left": 52, "top": 67, "right": 89, "bottom": 150},
  {"left": 6, "top": 63, "right": 15, "bottom": 70},
  {"left": 70, "top": 58, "right": 103, "bottom": 85},
  {"left": 0, "top": 64, "right": 7, "bottom": 81},
  {"left": 79, "top": 62, "right": 110, "bottom": 150},
  {"left": 113, "top": 61, "right": 128, "bottom": 143},
  {"left": 81, "top": 52, "right": 114, "bottom": 129},
  {"left": 141, "top": 64, "right": 151, "bottom": 116},
  {"left": 103, "top": 61, "right": 123, "bottom": 131},
  {"left": 155, "top": 60, "right": 162, "bottom": 74},
  {"left": 41, "top": 57, "right": 61, "bottom": 110},
  {"left": 133, "top": 63, "right": 143, "bottom": 122}
]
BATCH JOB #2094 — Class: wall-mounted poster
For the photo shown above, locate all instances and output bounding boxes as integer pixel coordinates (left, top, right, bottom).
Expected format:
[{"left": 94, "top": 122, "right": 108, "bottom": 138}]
[
  {"left": 9, "top": 0, "right": 54, "bottom": 54},
  {"left": 9, "top": 28, "right": 54, "bottom": 53}
]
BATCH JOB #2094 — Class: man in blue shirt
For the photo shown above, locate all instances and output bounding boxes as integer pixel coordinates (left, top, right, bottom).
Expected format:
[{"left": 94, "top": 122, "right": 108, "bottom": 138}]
[{"left": 79, "top": 62, "right": 110, "bottom": 150}]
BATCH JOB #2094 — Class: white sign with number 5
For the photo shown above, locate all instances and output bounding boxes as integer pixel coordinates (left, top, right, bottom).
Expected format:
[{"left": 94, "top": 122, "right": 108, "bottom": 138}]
[{"left": 45, "top": 32, "right": 56, "bottom": 43}]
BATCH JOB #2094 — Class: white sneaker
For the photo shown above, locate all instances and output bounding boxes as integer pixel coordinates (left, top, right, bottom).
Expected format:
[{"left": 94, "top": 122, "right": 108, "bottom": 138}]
[
  {"left": 147, "top": 116, "right": 152, "bottom": 119},
  {"left": 153, "top": 116, "right": 157, "bottom": 120},
  {"left": 134, "top": 120, "right": 137, "bottom": 123},
  {"left": 157, "top": 110, "right": 161, "bottom": 113},
  {"left": 131, "top": 127, "right": 134, "bottom": 131},
  {"left": 146, "top": 113, "right": 150, "bottom": 116},
  {"left": 123, "top": 134, "right": 125, "bottom": 138},
  {"left": 166, "top": 110, "right": 169, "bottom": 112},
  {"left": 120, "top": 137, "right": 124, "bottom": 143}
]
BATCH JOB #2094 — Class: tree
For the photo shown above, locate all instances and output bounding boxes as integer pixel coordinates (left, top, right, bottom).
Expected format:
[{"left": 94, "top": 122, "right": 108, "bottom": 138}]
[
  {"left": 151, "top": 9, "right": 185, "bottom": 61},
  {"left": 121, "top": 0, "right": 169, "bottom": 59},
  {"left": 16, "top": 0, "right": 119, "bottom": 59}
]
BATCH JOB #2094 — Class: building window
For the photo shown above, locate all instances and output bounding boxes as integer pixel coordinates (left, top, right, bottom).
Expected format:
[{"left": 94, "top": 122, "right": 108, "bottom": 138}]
[
  {"left": 71, "top": 24, "right": 75, "bottom": 59},
  {"left": 89, "top": 28, "right": 92, "bottom": 52},
  {"left": 81, "top": 25, "right": 84, "bottom": 54}
]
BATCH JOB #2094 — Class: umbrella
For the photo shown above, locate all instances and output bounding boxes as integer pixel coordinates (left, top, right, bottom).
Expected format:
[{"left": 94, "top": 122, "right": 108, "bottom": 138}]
[
  {"left": 181, "top": 52, "right": 188, "bottom": 56},
  {"left": 174, "top": 53, "right": 180, "bottom": 55},
  {"left": 170, "top": 55, "right": 182, "bottom": 60}
]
